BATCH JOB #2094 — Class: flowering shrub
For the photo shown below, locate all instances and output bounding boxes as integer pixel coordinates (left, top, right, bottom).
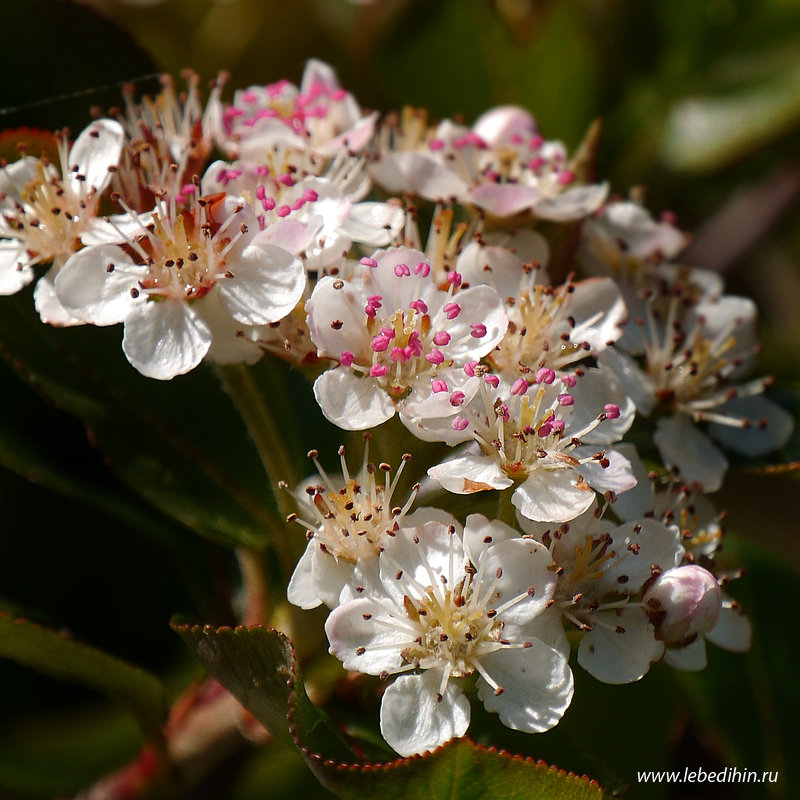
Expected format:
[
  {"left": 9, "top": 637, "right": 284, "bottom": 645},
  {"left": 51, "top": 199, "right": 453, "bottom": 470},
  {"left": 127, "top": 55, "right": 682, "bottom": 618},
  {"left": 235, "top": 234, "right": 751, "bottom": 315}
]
[{"left": 0, "top": 58, "right": 795, "bottom": 799}]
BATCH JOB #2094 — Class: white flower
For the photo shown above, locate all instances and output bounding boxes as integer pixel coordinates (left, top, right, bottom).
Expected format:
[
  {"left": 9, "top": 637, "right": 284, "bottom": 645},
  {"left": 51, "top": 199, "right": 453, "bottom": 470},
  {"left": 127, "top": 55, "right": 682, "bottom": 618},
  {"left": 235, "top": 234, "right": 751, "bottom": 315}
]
[
  {"left": 485, "top": 274, "right": 627, "bottom": 380},
  {"left": 201, "top": 156, "right": 404, "bottom": 272},
  {"left": 0, "top": 120, "right": 124, "bottom": 323},
  {"left": 370, "top": 106, "right": 607, "bottom": 220},
  {"left": 519, "top": 500, "right": 685, "bottom": 683},
  {"left": 325, "top": 514, "right": 573, "bottom": 756},
  {"left": 306, "top": 246, "right": 508, "bottom": 430},
  {"left": 54, "top": 192, "right": 305, "bottom": 379},
  {"left": 286, "top": 442, "right": 418, "bottom": 610},
  {"left": 599, "top": 292, "right": 793, "bottom": 491},
  {"left": 208, "top": 60, "right": 376, "bottom": 165},
  {"left": 415, "top": 367, "right": 636, "bottom": 523}
]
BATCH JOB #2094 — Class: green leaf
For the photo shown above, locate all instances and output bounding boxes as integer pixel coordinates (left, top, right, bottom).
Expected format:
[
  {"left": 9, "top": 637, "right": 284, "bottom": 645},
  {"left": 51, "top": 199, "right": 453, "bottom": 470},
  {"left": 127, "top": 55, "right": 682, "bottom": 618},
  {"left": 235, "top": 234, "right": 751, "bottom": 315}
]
[
  {"left": 311, "top": 738, "right": 612, "bottom": 800},
  {"left": 173, "top": 623, "right": 613, "bottom": 800},
  {"left": 0, "top": 613, "right": 168, "bottom": 734},
  {"left": 171, "top": 623, "right": 354, "bottom": 761}
]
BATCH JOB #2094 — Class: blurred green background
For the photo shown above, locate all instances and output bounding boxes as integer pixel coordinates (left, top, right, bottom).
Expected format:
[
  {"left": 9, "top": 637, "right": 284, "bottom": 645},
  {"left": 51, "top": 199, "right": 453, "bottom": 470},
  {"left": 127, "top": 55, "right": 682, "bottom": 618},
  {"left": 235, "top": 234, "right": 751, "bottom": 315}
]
[{"left": 2, "top": 1, "right": 800, "bottom": 798}]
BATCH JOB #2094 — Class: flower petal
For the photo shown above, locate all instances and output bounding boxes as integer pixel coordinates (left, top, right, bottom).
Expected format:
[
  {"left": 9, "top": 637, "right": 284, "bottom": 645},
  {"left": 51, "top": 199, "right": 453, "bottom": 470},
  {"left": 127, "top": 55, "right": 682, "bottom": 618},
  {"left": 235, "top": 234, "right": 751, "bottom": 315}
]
[
  {"left": 122, "top": 299, "right": 211, "bottom": 379},
  {"left": 380, "top": 671, "right": 470, "bottom": 757},
  {"left": 55, "top": 243, "right": 147, "bottom": 326},
  {"left": 577, "top": 607, "right": 664, "bottom": 684},
  {"left": 512, "top": 469, "right": 595, "bottom": 523},
  {"left": 477, "top": 644, "right": 573, "bottom": 733},
  {"left": 313, "top": 368, "right": 396, "bottom": 429},
  {"left": 219, "top": 242, "right": 305, "bottom": 325},
  {"left": 654, "top": 415, "right": 728, "bottom": 492}
]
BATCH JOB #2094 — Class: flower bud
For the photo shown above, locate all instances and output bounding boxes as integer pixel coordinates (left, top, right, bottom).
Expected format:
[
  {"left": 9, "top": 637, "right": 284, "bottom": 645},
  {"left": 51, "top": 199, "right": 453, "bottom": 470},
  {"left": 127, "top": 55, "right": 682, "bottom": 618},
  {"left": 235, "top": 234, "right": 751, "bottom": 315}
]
[{"left": 644, "top": 565, "right": 722, "bottom": 647}]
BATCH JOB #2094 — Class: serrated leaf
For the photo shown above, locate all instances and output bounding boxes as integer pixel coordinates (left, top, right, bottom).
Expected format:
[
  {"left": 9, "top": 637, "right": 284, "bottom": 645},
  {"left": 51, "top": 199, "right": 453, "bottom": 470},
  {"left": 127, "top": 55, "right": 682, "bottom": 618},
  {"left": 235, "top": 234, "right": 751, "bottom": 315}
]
[
  {"left": 171, "top": 623, "right": 353, "bottom": 762},
  {"left": 173, "top": 623, "right": 612, "bottom": 800},
  {"left": 310, "top": 738, "right": 612, "bottom": 800},
  {"left": 0, "top": 613, "right": 167, "bottom": 734}
]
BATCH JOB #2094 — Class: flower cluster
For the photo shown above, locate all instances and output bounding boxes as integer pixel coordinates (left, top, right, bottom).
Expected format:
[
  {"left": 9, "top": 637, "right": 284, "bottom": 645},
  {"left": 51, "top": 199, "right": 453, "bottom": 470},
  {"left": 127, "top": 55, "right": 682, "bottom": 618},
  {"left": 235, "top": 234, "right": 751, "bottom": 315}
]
[{"left": 1, "top": 60, "right": 789, "bottom": 758}]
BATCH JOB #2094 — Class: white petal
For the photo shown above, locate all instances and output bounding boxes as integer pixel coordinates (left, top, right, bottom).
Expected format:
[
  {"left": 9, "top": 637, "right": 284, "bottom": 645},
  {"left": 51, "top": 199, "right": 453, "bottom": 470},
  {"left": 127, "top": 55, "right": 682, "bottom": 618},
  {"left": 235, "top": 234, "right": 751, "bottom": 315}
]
[
  {"left": 576, "top": 448, "right": 637, "bottom": 495},
  {"left": 219, "top": 242, "right": 305, "bottom": 325},
  {"left": 706, "top": 604, "right": 751, "bottom": 653},
  {"left": 68, "top": 119, "right": 125, "bottom": 194},
  {"left": 341, "top": 202, "right": 405, "bottom": 246},
  {"left": 534, "top": 182, "right": 609, "bottom": 221},
  {"left": 311, "top": 546, "right": 358, "bottom": 609},
  {"left": 55, "top": 244, "right": 147, "bottom": 325},
  {"left": 34, "top": 266, "right": 87, "bottom": 327},
  {"left": 122, "top": 299, "right": 211, "bottom": 380},
  {"left": 380, "top": 671, "right": 470, "bottom": 757},
  {"left": 428, "top": 454, "right": 513, "bottom": 494},
  {"left": 0, "top": 157, "right": 39, "bottom": 202},
  {"left": 512, "top": 469, "right": 595, "bottom": 523},
  {"left": 194, "top": 292, "right": 264, "bottom": 365},
  {"left": 378, "top": 519, "right": 465, "bottom": 610},
  {"left": 443, "top": 285, "right": 508, "bottom": 360},
  {"left": 301, "top": 59, "right": 341, "bottom": 93},
  {"left": 313, "top": 368, "right": 396, "bottom": 429},
  {"left": 477, "top": 644, "right": 573, "bottom": 733},
  {"left": 306, "top": 274, "right": 370, "bottom": 359},
  {"left": 325, "top": 597, "right": 409, "bottom": 675},
  {"left": 577, "top": 607, "right": 664, "bottom": 684},
  {"left": 287, "top": 542, "right": 322, "bottom": 610},
  {"left": 597, "top": 347, "right": 657, "bottom": 414},
  {"left": 664, "top": 639, "right": 707, "bottom": 671},
  {"left": 567, "top": 277, "right": 627, "bottom": 351},
  {"left": 566, "top": 366, "right": 636, "bottom": 444},
  {"left": 463, "top": 514, "right": 517, "bottom": 565},
  {"left": 467, "top": 183, "right": 540, "bottom": 217},
  {"left": 472, "top": 106, "right": 536, "bottom": 146},
  {"left": 478, "top": 539, "right": 556, "bottom": 625},
  {"left": 709, "top": 395, "right": 793, "bottom": 456},
  {"left": 0, "top": 243, "right": 34, "bottom": 294},
  {"left": 370, "top": 152, "right": 468, "bottom": 202},
  {"left": 654, "top": 415, "right": 728, "bottom": 492},
  {"left": 604, "top": 519, "right": 684, "bottom": 590}
]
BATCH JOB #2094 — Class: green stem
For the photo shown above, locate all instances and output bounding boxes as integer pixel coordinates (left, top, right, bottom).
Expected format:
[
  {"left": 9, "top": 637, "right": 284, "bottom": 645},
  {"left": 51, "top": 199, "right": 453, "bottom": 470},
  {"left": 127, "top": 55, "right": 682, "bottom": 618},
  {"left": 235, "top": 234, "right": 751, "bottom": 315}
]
[
  {"left": 215, "top": 363, "right": 298, "bottom": 576},
  {"left": 236, "top": 547, "right": 271, "bottom": 625}
]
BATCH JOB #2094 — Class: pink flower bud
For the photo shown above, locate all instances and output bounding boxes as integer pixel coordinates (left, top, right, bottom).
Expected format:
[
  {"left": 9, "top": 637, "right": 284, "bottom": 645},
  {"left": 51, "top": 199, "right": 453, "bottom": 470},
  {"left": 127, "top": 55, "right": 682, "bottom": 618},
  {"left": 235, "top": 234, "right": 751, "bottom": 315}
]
[
  {"left": 644, "top": 565, "right": 722, "bottom": 648},
  {"left": 433, "top": 331, "right": 451, "bottom": 346},
  {"left": 340, "top": 351, "right": 355, "bottom": 367},
  {"left": 604, "top": 403, "right": 621, "bottom": 419}
]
